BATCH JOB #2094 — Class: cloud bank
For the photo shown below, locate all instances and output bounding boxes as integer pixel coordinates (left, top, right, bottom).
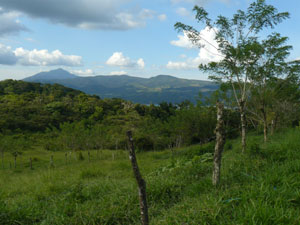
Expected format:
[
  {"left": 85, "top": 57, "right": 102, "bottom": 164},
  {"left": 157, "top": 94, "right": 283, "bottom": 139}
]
[
  {"left": 0, "top": 0, "right": 154, "bottom": 30},
  {"left": 0, "top": 8, "right": 28, "bottom": 36},
  {"left": 0, "top": 43, "right": 82, "bottom": 67}
]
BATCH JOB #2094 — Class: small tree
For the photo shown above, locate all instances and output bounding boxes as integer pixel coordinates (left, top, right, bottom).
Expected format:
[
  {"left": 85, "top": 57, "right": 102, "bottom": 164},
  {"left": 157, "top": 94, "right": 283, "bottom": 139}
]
[
  {"left": 175, "top": 0, "right": 290, "bottom": 152},
  {"left": 249, "top": 63, "right": 300, "bottom": 138},
  {"left": 246, "top": 33, "right": 299, "bottom": 142}
]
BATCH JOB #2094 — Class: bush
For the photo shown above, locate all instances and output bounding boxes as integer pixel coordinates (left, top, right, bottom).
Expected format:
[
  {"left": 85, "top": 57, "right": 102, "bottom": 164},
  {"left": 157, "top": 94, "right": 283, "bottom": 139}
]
[
  {"left": 135, "top": 136, "right": 154, "bottom": 151},
  {"left": 183, "top": 142, "right": 214, "bottom": 159},
  {"left": 77, "top": 151, "right": 85, "bottom": 161},
  {"left": 248, "top": 142, "right": 260, "bottom": 155}
]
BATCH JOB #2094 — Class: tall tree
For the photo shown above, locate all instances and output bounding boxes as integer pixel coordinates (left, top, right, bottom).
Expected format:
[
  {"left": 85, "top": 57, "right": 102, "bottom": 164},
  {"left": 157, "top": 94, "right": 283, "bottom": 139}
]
[{"left": 175, "top": 0, "right": 290, "bottom": 152}]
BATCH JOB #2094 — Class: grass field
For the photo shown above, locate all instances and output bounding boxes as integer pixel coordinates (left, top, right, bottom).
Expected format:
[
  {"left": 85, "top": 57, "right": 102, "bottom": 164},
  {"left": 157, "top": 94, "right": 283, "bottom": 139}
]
[{"left": 1, "top": 129, "right": 300, "bottom": 224}]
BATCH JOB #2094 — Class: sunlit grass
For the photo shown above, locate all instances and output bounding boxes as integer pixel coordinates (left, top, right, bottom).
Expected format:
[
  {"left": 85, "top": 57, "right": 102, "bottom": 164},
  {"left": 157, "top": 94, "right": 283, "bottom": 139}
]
[{"left": 1, "top": 129, "right": 300, "bottom": 224}]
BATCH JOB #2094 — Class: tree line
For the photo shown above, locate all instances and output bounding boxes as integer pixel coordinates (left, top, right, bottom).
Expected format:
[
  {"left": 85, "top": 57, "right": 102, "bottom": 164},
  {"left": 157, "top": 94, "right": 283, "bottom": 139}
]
[{"left": 175, "top": 0, "right": 300, "bottom": 151}]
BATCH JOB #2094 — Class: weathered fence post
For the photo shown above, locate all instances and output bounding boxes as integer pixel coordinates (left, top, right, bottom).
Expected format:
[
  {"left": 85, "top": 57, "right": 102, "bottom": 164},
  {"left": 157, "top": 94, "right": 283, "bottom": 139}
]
[
  {"left": 213, "top": 102, "right": 226, "bottom": 186},
  {"left": 50, "top": 155, "right": 54, "bottom": 168},
  {"left": 126, "top": 131, "right": 149, "bottom": 225}
]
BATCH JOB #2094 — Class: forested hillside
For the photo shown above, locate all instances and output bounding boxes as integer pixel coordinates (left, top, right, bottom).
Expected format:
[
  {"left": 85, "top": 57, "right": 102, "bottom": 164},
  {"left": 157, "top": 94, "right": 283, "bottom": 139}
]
[
  {"left": 23, "top": 69, "right": 218, "bottom": 104},
  {"left": 0, "top": 79, "right": 240, "bottom": 153}
]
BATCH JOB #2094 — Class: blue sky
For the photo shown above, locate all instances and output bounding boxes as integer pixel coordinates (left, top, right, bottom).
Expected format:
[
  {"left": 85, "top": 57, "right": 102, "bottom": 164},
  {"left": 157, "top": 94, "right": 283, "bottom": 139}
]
[{"left": 0, "top": 0, "right": 299, "bottom": 81}]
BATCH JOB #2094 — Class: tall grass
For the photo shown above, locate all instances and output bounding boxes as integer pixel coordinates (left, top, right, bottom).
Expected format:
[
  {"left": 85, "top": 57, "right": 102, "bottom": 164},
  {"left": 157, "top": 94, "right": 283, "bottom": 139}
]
[{"left": 1, "top": 129, "right": 300, "bottom": 224}]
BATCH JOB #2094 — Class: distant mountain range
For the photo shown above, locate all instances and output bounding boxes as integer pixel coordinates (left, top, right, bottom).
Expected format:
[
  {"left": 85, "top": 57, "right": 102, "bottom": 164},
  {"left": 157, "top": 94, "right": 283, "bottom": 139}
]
[{"left": 23, "top": 68, "right": 218, "bottom": 104}]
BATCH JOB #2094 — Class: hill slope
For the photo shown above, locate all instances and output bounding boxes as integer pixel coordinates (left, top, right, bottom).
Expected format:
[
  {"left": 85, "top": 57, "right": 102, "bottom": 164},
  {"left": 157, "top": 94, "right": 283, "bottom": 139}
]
[
  {"left": 0, "top": 129, "right": 300, "bottom": 224},
  {"left": 23, "top": 69, "right": 218, "bottom": 104}
]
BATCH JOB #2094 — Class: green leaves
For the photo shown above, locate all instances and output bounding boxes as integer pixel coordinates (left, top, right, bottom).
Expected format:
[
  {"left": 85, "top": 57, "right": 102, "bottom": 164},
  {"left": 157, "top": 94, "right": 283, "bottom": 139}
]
[
  {"left": 193, "top": 6, "right": 211, "bottom": 27},
  {"left": 247, "top": 0, "right": 290, "bottom": 33}
]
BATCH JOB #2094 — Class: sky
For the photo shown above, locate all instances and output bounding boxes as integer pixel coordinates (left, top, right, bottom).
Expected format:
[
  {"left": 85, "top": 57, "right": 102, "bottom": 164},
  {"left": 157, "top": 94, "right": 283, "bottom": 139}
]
[{"left": 0, "top": 0, "right": 299, "bottom": 81}]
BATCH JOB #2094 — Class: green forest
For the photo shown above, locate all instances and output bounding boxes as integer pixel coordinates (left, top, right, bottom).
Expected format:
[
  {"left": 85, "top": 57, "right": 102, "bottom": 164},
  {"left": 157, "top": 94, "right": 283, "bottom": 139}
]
[
  {"left": 0, "top": 79, "right": 239, "bottom": 152},
  {"left": 1, "top": 0, "right": 300, "bottom": 224}
]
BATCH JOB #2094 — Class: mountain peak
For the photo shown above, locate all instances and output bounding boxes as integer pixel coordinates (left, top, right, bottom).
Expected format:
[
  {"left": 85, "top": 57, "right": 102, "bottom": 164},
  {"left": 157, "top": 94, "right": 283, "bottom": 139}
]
[
  {"left": 152, "top": 74, "right": 176, "bottom": 79},
  {"left": 52, "top": 68, "right": 67, "bottom": 72},
  {"left": 24, "top": 68, "right": 77, "bottom": 82},
  {"left": 149, "top": 74, "right": 179, "bottom": 82}
]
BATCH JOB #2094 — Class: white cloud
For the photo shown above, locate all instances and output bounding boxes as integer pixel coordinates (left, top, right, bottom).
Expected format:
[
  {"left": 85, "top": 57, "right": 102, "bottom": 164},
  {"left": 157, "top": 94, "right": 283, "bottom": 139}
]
[
  {"left": 176, "top": 7, "right": 191, "bottom": 17},
  {"left": 106, "top": 52, "right": 145, "bottom": 69},
  {"left": 106, "top": 52, "right": 132, "bottom": 67},
  {"left": 109, "top": 71, "right": 127, "bottom": 75},
  {"left": 0, "top": 10, "right": 28, "bottom": 36},
  {"left": 171, "top": 31, "right": 197, "bottom": 49},
  {"left": 167, "top": 61, "right": 193, "bottom": 70},
  {"left": 0, "top": 0, "right": 154, "bottom": 30},
  {"left": 72, "top": 69, "right": 94, "bottom": 76},
  {"left": 14, "top": 48, "right": 82, "bottom": 67},
  {"left": 139, "top": 9, "right": 156, "bottom": 20},
  {"left": 0, "top": 43, "right": 82, "bottom": 67},
  {"left": 168, "top": 27, "right": 223, "bottom": 70},
  {"left": 158, "top": 14, "right": 167, "bottom": 21},
  {"left": 0, "top": 43, "right": 18, "bottom": 65},
  {"left": 137, "top": 58, "right": 145, "bottom": 69}
]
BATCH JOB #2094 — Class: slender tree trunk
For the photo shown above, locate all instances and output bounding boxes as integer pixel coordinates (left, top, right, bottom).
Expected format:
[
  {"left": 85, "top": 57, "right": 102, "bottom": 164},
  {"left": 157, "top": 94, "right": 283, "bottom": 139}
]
[
  {"left": 263, "top": 120, "right": 267, "bottom": 143},
  {"left": 270, "top": 119, "right": 274, "bottom": 136},
  {"left": 126, "top": 131, "right": 149, "bottom": 225},
  {"left": 240, "top": 100, "right": 246, "bottom": 153},
  {"left": 260, "top": 104, "right": 267, "bottom": 143},
  {"left": 213, "top": 102, "right": 225, "bottom": 186}
]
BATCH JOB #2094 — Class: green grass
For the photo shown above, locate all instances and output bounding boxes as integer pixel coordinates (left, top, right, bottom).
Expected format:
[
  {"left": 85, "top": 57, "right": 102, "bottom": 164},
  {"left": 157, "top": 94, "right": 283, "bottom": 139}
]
[{"left": 1, "top": 129, "right": 300, "bottom": 224}]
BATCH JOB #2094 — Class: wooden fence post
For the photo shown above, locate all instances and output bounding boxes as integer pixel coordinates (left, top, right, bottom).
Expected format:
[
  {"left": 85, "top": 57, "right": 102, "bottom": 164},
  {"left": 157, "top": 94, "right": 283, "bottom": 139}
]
[
  {"left": 212, "top": 102, "right": 226, "bottom": 186},
  {"left": 88, "top": 151, "right": 90, "bottom": 163},
  {"left": 126, "top": 131, "right": 149, "bottom": 225},
  {"left": 50, "top": 155, "right": 54, "bottom": 168}
]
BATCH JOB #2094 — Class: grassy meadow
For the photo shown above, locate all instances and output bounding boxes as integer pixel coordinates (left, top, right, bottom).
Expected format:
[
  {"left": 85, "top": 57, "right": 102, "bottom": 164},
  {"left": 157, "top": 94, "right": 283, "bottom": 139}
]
[{"left": 1, "top": 129, "right": 300, "bottom": 224}]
